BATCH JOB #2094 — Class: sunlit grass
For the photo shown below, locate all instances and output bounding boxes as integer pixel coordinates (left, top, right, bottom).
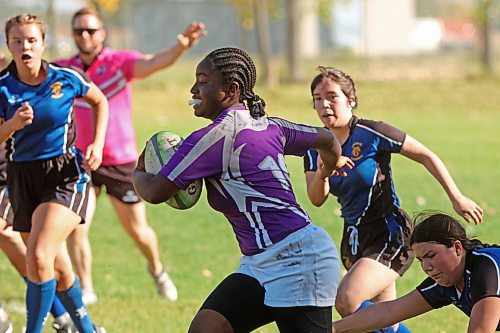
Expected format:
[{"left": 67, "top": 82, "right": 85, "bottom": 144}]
[{"left": 1, "top": 57, "right": 499, "bottom": 332}]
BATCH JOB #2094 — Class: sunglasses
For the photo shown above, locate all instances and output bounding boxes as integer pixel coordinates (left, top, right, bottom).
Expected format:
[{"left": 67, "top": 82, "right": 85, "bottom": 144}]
[{"left": 73, "top": 28, "right": 100, "bottom": 36}]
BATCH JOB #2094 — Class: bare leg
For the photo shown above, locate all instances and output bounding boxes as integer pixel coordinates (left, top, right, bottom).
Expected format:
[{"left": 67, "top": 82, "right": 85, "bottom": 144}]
[
  {"left": 335, "top": 257, "right": 400, "bottom": 331},
  {"left": 109, "top": 196, "right": 177, "bottom": 300},
  {"left": 0, "top": 218, "right": 26, "bottom": 275},
  {"left": 67, "top": 187, "right": 97, "bottom": 298},
  {"left": 109, "top": 198, "right": 162, "bottom": 275},
  {"left": 188, "top": 309, "right": 234, "bottom": 333}
]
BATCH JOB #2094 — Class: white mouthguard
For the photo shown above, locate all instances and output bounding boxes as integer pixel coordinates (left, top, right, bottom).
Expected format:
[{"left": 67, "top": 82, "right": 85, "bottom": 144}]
[{"left": 188, "top": 99, "right": 202, "bottom": 106}]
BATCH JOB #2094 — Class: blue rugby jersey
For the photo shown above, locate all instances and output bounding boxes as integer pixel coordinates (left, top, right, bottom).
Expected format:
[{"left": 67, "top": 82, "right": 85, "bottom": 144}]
[
  {"left": 417, "top": 247, "right": 500, "bottom": 330},
  {"left": 0, "top": 61, "right": 90, "bottom": 161},
  {"left": 159, "top": 106, "right": 318, "bottom": 256},
  {"left": 303, "top": 117, "right": 406, "bottom": 225}
]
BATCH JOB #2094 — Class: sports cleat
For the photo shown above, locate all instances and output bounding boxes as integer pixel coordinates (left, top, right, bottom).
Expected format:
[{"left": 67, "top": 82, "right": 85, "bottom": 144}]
[
  {"left": 0, "top": 307, "right": 12, "bottom": 333},
  {"left": 81, "top": 289, "right": 98, "bottom": 305},
  {"left": 52, "top": 320, "right": 77, "bottom": 333},
  {"left": 0, "top": 319, "right": 12, "bottom": 333},
  {"left": 93, "top": 325, "right": 106, "bottom": 333},
  {"left": 152, "top": 269, "right": 178, "bottom": 301}
]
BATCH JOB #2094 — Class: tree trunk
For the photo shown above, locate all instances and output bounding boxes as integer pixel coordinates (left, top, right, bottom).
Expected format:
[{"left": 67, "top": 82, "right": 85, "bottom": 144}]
[
  {"left": 255, "top": 0, "right": 277, "bottom": 87},
  {"left": 46, "top": 0, "right": 57, "bottom": 58},
  {"left": 285, "top": 0, "right": 302, "bottom": 82},
  {"left": 478, "top": 0, "right": 493, "bottom": 75}
]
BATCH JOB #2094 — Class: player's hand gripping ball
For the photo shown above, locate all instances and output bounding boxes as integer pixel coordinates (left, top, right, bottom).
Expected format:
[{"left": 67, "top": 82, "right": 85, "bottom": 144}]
[{"left": 144, "top": 131, "right": 203, "bottom": 210}]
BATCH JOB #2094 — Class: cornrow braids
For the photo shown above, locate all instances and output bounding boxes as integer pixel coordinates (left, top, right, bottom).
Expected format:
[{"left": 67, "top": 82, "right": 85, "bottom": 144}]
[{"left": 206, "top": 47, "right": 266, "bottom": 118}]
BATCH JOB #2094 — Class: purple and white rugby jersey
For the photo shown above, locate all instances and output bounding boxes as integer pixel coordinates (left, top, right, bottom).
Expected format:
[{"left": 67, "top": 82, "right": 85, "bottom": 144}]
[{"left": 160, "top": 106, "right": 319, "bottom": 255}]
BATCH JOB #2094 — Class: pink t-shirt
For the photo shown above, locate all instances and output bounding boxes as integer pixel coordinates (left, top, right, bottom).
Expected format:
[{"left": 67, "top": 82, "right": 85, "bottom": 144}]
[{"left": 56, "top": 47, "right": 141, "bottom": 166}]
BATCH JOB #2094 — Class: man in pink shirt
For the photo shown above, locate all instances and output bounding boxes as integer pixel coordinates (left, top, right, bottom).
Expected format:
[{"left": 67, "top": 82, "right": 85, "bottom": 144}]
[{"left": 58, "top": 6, "right": 206, "bottom": 304}]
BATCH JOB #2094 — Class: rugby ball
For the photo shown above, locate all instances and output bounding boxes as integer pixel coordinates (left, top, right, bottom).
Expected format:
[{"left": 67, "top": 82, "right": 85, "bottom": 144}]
[{"left": 144, "top": 131, "right": 203, "bottom": 210}]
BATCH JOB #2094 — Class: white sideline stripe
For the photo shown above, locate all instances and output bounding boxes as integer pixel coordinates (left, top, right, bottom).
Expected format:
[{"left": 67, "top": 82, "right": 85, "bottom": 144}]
[{"left": 357, "top": 124, "right": 403, "bottom": 146}]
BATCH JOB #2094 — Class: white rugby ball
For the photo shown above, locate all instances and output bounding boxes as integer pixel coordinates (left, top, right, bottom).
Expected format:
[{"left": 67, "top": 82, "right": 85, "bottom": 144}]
[{"left": 144, "top": 131, "right": 203, "bottom": 210}]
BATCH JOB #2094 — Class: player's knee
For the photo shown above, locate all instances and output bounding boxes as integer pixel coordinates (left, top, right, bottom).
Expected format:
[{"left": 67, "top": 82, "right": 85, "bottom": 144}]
[
  {"left": 335, "top": 290, "right": 361, "bottom": 317},
  {"left": 26, "top": 247, "right": 51, "bottom": 273},
  {"left": 188, "top": 309, "right": 234, "bottom": 333}
]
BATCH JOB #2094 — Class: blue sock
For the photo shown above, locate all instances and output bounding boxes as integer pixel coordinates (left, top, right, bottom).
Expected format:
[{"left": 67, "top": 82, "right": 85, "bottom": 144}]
[
  {"left": 26, "top": 278, "right": 56, "bottom": 333},
  {"left": 50, "top": 296, "right": 67, "bottom": 319},
  {"left": 56, "top": 279, "right": 94, "bottom": 333},
  {"left": 23, "top": 276, "right": 68, "bottom": 320},
  {"left": 396, "top": 323, "right": 412, "bottom": 332}
]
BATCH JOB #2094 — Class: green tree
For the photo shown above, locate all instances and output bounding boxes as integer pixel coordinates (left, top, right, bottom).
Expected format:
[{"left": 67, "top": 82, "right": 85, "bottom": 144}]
[
  {"left": 226, "top": 0, "right": 334, "bottom": 83},
  {"left": 476, "top": 0, "right": 497, "bottom": 75}
]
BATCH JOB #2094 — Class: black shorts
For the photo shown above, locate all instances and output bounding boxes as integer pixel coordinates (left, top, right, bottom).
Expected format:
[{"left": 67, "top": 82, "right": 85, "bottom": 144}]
[
  {"left": 7, "top": 151, "right": 90, "bottom": 232},
  {"left": 91, "top": 162, "right": 141, "bottom": 204},
  {"left": 199, "top": 273, "right": 332, "bottom": 333},
  {"left": 0, "top": 185, "right": 14, "bottom": 225},
  {"left": 340, "top": 209, "right": 414, "bottom": 276}
]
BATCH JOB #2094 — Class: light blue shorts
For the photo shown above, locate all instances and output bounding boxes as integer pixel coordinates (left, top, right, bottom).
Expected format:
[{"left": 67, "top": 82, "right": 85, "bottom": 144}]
[{"left": 237, "top": 224, "right": 340, "bottom": 307}]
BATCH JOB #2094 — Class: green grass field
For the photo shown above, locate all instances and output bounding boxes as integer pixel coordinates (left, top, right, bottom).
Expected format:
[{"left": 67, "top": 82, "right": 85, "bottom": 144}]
[{"left": 1, "top": 57, "right": 499, "bottom": 332}]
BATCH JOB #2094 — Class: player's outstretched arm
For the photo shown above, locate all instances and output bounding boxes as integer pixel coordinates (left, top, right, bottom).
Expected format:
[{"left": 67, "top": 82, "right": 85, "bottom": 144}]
[
  {"left": 306, "top": 128, "right": 354, "bottom": 206},
  {"left": 399, "top": 135, "right": 483, "bottom": 224},
  {"left": 133, "top": 21, "right": 207, "bottom": 79},
  {"left": 467, "top": 297, "right": 500, "bottom": 333},
  {"left": 332, "top": 290, "right": 432, "bottom": 333},
  {"left": 82, "top": 82, "right": 109, "bottom": 171},
  {"left": 132, "top": 148, "right": 180, "bottom": 204}
]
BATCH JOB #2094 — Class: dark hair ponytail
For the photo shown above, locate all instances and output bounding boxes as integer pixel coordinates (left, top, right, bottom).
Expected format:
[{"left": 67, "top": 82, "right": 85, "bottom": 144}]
[
  {"left": 410, "top": 211, "right": 495, "bottom": 251},
  {"left": 246, "top": 95, "right": 266, "bottom": 118}
]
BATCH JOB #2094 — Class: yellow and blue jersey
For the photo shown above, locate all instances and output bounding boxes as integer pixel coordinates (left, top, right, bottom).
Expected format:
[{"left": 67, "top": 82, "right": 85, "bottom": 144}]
[
  {"left": 304, "top": 116, "right": 406, "bottom": 225},
  {"left": 0, "top": 61, "right": 91, "bottom": 162}
]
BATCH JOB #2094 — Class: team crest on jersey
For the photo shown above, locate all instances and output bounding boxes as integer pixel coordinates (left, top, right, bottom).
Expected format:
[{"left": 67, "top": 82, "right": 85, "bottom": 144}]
[
  {"left": 97, "top": 64, "right": 106, "bottom": 75},
  {"left": 50, "top": 81, "right": 64, "bottom": 99},
  {"left": 8, "top": 94, "right": 22, "bottom": 104},
  {"left": 351, "top": 142, "right": 363, "bottom": 161}
]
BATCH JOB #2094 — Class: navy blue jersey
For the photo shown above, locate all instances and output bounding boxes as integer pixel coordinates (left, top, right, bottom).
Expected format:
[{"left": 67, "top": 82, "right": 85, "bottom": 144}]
[
  {"left": 0, "top": 61, "right": 90, "bottom": 161},
  {"left": 417, "top": 247, "right": 500, "bottom": 330},
  {"left": 303, "top": 117, "right": 406, "bottom": 225}
]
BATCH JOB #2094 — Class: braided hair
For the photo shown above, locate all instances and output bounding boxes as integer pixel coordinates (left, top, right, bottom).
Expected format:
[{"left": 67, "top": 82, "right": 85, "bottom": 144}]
[
  {"left": 409, "top": 211, "right": 494, "bottom": 251},
  {"left": 206, "top": 47, "right": 266, "bottom": 118}
]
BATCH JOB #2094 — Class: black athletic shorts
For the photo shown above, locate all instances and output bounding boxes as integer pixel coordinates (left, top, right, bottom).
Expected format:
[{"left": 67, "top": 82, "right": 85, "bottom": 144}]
[
  {"left": 199, "top": 273, "right": 333, "bottom": 333},
  {"left": 7, "top": 151, "right": 90, "bottom": 232},
  {"left": 0, "top": 185, "right": 14, "bottom": 225},
  {"left": 340, "top": 208, "right": 414, "bottom": 276},
  {"left": 91, "top": 162, "right": 141, "bottom": 204}
]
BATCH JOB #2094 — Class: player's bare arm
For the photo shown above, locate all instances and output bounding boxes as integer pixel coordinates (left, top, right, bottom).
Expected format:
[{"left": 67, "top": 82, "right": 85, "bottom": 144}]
[
  {"left": 400, "top": 134, "right": 483, "bottom": 224},
  {"left": 133, "top": 22, "right": 207, "bottom": 79},
  {"left": 467, "top": 297, "right": 500, "bottom": 333},
  {"left": 333, "top": 291, "right": 432, "bottom": 333},
  {"left": 133, "top": 148, "right": 180, "bottom": 204},
  {"left": 81, "top": 82, "right": 109, "bottom": 171}
]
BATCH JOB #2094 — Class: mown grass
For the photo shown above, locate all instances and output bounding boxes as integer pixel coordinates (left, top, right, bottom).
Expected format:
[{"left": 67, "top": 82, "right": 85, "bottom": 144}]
[{"left": 1, "top": 56, "right": 499, "bottom": 332}]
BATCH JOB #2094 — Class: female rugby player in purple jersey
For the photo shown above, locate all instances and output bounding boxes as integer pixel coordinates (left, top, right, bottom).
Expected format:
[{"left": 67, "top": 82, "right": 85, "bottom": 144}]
[{"left": 133, "top": 47, "right": 354, "bottom": 333}]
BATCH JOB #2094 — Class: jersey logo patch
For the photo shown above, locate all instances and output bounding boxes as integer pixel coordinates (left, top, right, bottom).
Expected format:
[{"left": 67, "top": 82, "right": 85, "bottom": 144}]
[
  {"left": 97, "top": 64, "right": 106, "bottom": 75},
  {"left": 50, "top": 81, "right": 64, "bottom": 99},
  {"left": 351, "top": 142, "right": 363, "bottom": 161}
]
